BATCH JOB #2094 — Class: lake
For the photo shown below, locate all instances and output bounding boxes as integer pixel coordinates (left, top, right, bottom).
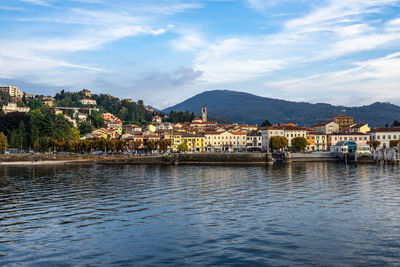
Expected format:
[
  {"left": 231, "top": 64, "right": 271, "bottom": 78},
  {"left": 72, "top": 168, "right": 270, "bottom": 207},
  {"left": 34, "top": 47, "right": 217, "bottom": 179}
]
[{"left": 0, "top": 163, "right": 400, "bottom": 266}]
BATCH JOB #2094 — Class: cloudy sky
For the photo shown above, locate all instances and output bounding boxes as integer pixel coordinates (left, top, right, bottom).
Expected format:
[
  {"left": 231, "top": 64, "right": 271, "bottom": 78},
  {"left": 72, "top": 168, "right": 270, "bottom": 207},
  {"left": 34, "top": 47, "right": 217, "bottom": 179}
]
[{"left": 1, "top": 0, "right": 400, "bottom": 108}]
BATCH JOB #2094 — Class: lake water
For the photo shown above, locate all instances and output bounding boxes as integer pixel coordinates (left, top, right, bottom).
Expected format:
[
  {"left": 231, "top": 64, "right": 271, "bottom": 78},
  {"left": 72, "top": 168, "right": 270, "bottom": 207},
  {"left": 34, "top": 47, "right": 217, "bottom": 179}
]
[{"left": 0, "top": 163, "right": 400, "bottom": 266}]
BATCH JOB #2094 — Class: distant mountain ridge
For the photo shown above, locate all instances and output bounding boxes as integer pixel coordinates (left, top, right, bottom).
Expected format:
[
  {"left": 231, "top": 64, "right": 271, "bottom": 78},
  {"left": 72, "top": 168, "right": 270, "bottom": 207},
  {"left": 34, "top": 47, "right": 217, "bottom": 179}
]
[{"left": 163, "top": 90, "right": 400, "bottom": 127}]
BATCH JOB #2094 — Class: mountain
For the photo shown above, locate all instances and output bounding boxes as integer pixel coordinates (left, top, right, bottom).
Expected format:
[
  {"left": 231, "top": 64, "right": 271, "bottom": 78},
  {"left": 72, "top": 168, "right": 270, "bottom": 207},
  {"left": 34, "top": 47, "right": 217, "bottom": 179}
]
[{"left": 163, "top": 90, "right": 400, "bottom": 127}]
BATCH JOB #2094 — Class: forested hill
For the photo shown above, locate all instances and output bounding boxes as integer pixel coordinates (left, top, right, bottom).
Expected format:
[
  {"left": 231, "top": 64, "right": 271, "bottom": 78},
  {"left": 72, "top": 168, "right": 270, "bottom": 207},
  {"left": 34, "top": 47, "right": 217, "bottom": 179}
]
[
  {"left": 163, "top": 90, "right": 400, "bottom": 127},
  {"left": 54, "top": 90, "right": 153, "bottom": 123}
]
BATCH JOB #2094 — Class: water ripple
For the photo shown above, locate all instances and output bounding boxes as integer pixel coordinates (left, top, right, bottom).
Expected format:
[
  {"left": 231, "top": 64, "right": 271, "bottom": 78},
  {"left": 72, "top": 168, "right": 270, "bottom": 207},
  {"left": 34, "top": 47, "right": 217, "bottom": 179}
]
[{"left": 0, "top": 163, "right": 400, "bottom": 265}]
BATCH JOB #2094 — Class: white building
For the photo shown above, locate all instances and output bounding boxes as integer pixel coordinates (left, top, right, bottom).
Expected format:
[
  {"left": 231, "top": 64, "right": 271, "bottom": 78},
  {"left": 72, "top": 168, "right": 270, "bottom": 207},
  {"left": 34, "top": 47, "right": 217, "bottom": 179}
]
[
  {"left": 246, "top": 131, "right": 263, "bottom": 151},
  {"left": 2, "top": 102, "right": 30, "bottom": 114},
  {"left": 368, "top": 127, "right": 400, "bottom": 148},
  {"left": 0, "top": 86, "right": 24, "bottom": 98},
  {"left": 205, "top": 131, "right": 247, "bottom": 151},
  {"left": 77, "top": 113, "right": 88, "bottom": 122},
  {"left": 80, "top": 98, "right": 97, "bottom": 105},
  {"left": 260, "top": 125, "right": 310, "bottom": 151}
]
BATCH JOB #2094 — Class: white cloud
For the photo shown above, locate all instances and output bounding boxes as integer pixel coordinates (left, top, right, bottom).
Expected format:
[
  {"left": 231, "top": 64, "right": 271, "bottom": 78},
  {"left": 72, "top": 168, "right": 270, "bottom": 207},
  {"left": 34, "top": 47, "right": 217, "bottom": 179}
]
[
  {"left": 192, "top": 0, "right": 400, "bottom": 84},
  {"left": 0, "top": 1, "right": 200, "bottom": 88},
  {"left": 264, "top": 52, "right": 400, "bottom": 105}
]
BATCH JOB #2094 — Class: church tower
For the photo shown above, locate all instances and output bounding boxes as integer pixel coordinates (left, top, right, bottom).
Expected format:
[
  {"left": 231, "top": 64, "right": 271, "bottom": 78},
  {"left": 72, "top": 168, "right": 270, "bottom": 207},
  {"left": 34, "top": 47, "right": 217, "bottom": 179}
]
[{"left": 202, "top": 105, "right": 207, "bottom": 122}]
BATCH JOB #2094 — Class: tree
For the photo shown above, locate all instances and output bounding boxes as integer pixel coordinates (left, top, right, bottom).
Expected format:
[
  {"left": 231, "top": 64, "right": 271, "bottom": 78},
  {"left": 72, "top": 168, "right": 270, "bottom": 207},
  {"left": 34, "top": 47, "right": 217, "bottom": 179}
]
[
  {"left": 88, "top": 112, "right": 104, "bottom": 128},
  {"left": 132, "top": 140, "right": 142, "bottom": 152},
  {"left": 393, "top": 120, "right": 400, "bottom": 127},
  {"left": 390, "top": 140, "right": 399, "bottom": 148},
  {"left": 0, "top": 132, "right": 8, "bottom": 152},
  {"left": 17, "top": 121, "right": 28, "bottom": 150},
  {"left": 79, "top": 121, "right": 94, "bottom": 135},
  {"left": 145, "top": 140, "right": 157, "bottom": 154},
  {"left": 177, "top": 143, "right": 188, "bottom": 152},
  {"left": 367, "top": 140, "right": 381, "bottom": 149},
  {"left": 270, "top": 136, "right": 288, "bottom": 151},
  {"left": 291, "top": 137, "right": 307, "bottom": 151},
  {"left": 261, "top": 120, "right": 272, "bottom": 127},
  {"left": 28, "top": 98, "right": 43, "bottom": 110},
  {"left": 159, "top": 139, "right": 171, "bottom": 153}
]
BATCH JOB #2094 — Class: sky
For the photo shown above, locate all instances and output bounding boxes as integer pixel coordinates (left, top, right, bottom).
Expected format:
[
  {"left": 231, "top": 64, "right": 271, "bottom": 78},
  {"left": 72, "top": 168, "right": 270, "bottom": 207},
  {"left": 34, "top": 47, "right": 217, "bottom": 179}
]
[{"left": 1, "top": 0, "right": 400, "bottom": 109}]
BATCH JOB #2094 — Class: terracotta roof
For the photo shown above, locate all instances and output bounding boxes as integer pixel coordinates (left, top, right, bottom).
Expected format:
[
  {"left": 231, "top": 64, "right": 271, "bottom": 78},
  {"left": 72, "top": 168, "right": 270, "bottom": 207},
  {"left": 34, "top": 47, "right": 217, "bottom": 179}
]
[
  {"left": 329, "top": 132, "right": 369, "bottom": 136},
  {"left": 368, "top": 127, "right": 400, "bottom": 133},
  {"left": 314, "top": 121, "right": 330, "bottom": 126},
  {"left": 267, "top": 125, "right": 309, "bottom": 131},
  {"left": 328, "top": 115, "right": 353, "bottom": 118}
]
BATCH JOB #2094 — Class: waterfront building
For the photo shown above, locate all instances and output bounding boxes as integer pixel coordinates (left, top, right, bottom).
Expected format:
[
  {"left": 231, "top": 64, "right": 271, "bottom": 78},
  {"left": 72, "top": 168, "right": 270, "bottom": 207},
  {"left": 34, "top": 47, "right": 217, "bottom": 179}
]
[
  {"left": 328, "top": 133, "right": 370, "bottom": 147},
  {"left": 182, "top": 133, "right": 206, "bottom": 152},
  {"left": 330, "top": 141, "right": 371, "bottom": 154},
  {"left": 246, "top": 131, "right": 263, "bottom": 151},
  {"left": 205, "top": 131, "right": 247, "bottom": 151},
  {"left": 80, "top": 98, "right": 97, "bottom": 105},
  {"left": 0, "top": 86, "right": 24, "bottom": 98},
  {"left": 2, "top": 102, "right": 30, "bottom": 114},
  {"left": 261, "top": 125, "right": 309, "bottom": 149},
  {"left": 313, "top": 121, "right": 339, "bottom": 134},
  {"left": 349, "top": 123, "right": 370, "bottom": 133},
  {"left": 368, "top": 127, "right": 400, "bottom": 148},
  {"left": 306, "top": 132, "right": 327, "bottom": 151}
]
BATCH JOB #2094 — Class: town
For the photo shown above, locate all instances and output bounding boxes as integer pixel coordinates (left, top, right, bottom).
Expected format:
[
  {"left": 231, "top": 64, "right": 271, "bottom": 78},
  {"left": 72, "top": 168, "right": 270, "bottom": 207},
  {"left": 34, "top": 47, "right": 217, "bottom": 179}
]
[{"left": 0, "top": 85, "right": 399, "bottom": 156}]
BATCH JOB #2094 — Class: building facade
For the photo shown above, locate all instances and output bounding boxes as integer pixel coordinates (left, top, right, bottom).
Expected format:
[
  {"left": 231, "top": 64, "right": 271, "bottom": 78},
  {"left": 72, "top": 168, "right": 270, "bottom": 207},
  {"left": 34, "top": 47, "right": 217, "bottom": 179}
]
[
  {"left": 313, "top": 121, "right": 339, "bottom": 134},
  {"left": 80, "top": 98, "right": 97, "bottom": 105},
  {"left": 0, "top": 86, "right": 24, "bottom": 98},
  {"left": 328, "top": 133, "right": 370, "bottom": 147},
  {"left": 368, "top": 127, "right": 400, "bottom": 148}
]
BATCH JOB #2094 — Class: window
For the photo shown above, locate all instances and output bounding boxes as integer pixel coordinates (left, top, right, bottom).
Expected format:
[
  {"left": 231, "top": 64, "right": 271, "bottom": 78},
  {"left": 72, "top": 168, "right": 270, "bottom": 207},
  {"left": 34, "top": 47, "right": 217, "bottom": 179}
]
[
  {"left": 388, "top": 135, "right": 391, "bottom": 139},
  {"left": 383, "top": 135, "right": 386, "bottom": 139}
]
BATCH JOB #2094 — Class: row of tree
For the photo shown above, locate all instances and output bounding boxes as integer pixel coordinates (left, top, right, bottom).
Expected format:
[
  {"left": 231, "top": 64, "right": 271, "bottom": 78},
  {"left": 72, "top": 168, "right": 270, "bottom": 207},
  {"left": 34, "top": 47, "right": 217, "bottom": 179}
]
[{"left": 270, "top": 136, "right": 307, "bottom": 151}]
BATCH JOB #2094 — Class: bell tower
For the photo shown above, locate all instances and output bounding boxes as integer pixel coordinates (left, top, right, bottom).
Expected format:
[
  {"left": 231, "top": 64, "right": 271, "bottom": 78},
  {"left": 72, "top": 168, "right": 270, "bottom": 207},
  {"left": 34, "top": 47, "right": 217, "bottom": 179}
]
[{"left": 202, "top": 105, "right": 207, "bottom": 122}]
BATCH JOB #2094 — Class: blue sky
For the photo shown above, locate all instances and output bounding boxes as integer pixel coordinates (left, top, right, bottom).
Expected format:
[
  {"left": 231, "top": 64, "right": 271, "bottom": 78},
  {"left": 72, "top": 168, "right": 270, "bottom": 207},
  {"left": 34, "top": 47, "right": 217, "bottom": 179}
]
[{"left": 1, "top": 0, "right": 400, "bottom": 108}]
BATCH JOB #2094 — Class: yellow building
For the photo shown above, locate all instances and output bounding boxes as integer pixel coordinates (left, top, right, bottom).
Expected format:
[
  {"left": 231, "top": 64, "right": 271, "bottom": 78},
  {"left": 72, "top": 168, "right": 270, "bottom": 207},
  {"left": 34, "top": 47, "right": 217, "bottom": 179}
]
[
  {"left": 182, "top": 134, "right": 205, "bottom": 152},
  {"left": 171, "top": 133, "right": 183, "bottom": 152},
  {"left": 239, "top": 125, "right": 258, "bottom": 131},
  {"left": 349, "top": 123, "right": 370, "bottom": 134},
  {"left": 328, "top": 115, "right": 354, "bottom": 127}
]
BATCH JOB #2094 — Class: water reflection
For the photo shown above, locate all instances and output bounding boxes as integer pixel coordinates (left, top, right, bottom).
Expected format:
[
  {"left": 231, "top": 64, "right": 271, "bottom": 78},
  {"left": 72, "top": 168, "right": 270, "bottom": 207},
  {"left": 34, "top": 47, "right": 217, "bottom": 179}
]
[{"left": 0, "top": 163, "right": 400, "bottom": 266}]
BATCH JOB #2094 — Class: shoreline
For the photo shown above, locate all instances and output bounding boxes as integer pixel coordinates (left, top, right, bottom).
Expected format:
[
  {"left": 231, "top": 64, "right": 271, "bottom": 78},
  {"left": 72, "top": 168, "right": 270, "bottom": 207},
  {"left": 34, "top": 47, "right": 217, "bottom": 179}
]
[{"left": 0, "top": 153, "right": 396, "bottom": 166}]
